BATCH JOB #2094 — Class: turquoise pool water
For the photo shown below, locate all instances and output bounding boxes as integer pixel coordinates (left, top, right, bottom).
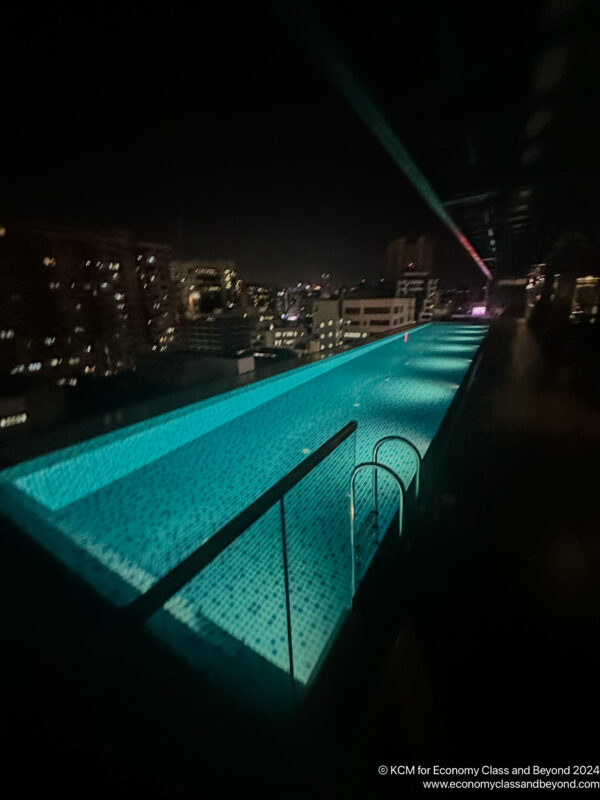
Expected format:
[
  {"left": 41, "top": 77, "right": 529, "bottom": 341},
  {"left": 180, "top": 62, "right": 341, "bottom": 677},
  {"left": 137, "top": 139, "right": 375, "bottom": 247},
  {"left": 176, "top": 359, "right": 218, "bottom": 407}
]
[{"left": 0, "top": 323, "right": 486, "bottom": 692}]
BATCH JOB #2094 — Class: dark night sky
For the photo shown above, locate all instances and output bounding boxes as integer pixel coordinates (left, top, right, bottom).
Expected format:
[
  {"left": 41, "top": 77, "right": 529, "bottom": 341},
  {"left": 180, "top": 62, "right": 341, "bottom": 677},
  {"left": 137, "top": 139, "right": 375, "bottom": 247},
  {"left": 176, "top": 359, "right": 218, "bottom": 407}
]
[{"left": 0, "top": 2, "right": 492, "bottom": 287}]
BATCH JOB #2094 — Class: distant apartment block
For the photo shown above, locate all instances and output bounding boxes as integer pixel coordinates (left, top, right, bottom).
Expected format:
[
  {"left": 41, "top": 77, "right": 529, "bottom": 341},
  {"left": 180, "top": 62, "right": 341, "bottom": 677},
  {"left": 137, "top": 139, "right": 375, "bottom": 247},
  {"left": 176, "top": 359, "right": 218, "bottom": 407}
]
[
  {"left": 395, "top": 272, "right": 439, "bottom": 322},
  {"left": 183, "top": 312, "right": 252, "bottom": 357},
  {"left": 387, "top": 235, "right": 438, "bottom": 322},
  {"left": 386, "top": 235, "right": 434, "bottom": 277},
  {"left": 246, "top": 284, "right": 274, "bottom": 313},
  {"left": 342, "top": 296, "right": 415, "bottom": 340},
  {"left": 258, "top": 323, "right": 307, "bottom": 350},
  {"left": 170, "top": 259, "right": 240, "bottom": 317},
  {"left": 137, "top": 243, "right": 179, "bottom": 352},
  {"left": 0, "top": 220, "right": 176, "bottom": 381},
  {"left": 312, "top": 298, "right": 345, "bottom": 351}
]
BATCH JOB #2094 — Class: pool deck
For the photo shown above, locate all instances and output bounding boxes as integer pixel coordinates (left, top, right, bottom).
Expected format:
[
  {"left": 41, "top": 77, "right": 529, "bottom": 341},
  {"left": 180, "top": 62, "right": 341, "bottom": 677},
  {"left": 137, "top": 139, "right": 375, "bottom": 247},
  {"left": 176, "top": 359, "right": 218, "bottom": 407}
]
[
  {"left": 1, "top": 316, "right": 599, "bottom": 796},
  {"left": 319, "top": 315, "right": 600, "bottom": 790}
]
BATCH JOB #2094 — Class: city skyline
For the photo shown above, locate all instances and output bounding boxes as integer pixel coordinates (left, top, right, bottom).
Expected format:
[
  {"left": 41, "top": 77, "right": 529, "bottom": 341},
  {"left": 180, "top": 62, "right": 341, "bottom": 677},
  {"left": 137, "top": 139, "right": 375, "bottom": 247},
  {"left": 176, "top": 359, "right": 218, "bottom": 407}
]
[
  {"left": 0, "top": 2, "right": 484, "bottom": 287},
  {"left": 1, "top": 212, "right": 464, "bottom": 291}
]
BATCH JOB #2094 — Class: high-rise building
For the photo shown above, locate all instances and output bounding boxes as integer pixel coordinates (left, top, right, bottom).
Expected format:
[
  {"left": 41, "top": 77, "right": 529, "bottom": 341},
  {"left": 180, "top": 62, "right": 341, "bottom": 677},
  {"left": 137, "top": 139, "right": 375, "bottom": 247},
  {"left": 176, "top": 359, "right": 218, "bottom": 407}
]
[
  {"left": 395, "top": 272, "right": 439, "bottom": 322},
  {"left": 170, "top": 259, "right": 240, "bottom": 317},
  {"left": 246, "top": 284, "right": 275, "bottom": 313},
  {"left": 273, "top": 290, "right": 288, "bottom": 317},
  {"left": 341, "top": 296, "right": 415, "bottom": 340},
  {"left": 136, "top": 242, "right": 178, "bottom": 352},
  {"left": 387, "top": 235, "right": 437, "bottom": 322},
  {"left": 257, "top": 322, "right": 308, "bottom": 351},
  {"left": 386, "top": 235, "right": 435, "bottom": 277},
  {"left": 183, "top": 312, "right": 252, "bottom": 356},
  {"left": 0, "top": 220, "right": 176, "bottom": 381},
  {"left": 221, "top": 263, "right": 242, "bottom": 307},
  {"left": 312, "top": 298, "right": 345, "bottom": 351}
]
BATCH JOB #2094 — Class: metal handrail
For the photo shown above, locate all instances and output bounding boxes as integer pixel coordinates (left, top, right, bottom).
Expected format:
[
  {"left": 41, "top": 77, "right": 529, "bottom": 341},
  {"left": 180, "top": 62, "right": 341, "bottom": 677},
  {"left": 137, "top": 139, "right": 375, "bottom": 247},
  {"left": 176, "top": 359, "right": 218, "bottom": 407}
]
[
  {"left": 372, "top": 436, "right": 422, "bottom": 513},
  {"left": 349, "top": 461, "right": 406, "bottom": 596},
  {"left": 124, "top": 420, "right": 358, "bottom": 625}
]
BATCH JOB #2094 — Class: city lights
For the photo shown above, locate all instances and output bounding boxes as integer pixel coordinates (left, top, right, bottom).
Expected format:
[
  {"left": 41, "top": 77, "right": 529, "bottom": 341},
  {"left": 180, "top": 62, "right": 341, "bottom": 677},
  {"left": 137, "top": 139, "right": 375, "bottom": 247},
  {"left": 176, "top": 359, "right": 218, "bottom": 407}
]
[{"left": 0, "top": 412, "right": 27, "bottom": 428}]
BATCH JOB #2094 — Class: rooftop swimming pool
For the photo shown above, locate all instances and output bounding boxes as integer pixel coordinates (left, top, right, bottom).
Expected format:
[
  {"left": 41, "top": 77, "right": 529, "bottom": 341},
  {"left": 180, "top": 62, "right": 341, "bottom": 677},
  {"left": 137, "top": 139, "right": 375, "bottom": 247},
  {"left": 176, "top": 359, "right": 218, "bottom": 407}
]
[{"left": 0, "top": 323, "right": 486, "bottom": 701}]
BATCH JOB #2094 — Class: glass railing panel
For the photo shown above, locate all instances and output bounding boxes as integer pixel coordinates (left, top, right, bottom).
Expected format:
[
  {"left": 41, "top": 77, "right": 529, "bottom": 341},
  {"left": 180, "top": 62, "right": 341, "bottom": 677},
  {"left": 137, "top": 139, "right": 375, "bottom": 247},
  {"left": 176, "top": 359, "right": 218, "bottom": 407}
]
[
  {"left": 282, "top": 430, "right": 356, "bottom": 685},
  {"left": 145, "top": 503, "right": 294, "bottom": 698}
]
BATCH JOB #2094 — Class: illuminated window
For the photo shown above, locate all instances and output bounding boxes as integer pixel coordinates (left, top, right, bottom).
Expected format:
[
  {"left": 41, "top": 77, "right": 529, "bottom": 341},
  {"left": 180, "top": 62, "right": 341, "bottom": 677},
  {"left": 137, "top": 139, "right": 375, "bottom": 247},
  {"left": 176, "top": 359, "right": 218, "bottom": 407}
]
[{"left": 0, "top": 413, "right": 27, "bottom": 428}]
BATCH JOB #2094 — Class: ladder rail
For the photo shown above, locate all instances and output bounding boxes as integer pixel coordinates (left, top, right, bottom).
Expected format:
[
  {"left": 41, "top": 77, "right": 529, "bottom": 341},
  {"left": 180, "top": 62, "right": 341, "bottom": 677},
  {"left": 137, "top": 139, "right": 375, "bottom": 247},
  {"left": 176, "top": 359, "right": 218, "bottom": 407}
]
[
  {"left": 349, "top": 461, "right": 406, "bottom": 596},
  {"left": 372, "top": 435, "right": 421, "bottom": 514}
]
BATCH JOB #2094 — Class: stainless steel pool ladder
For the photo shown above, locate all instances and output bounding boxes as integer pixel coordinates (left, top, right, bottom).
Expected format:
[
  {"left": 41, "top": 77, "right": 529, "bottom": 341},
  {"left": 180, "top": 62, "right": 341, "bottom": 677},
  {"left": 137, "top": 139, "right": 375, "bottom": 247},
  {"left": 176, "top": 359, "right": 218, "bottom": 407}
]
[
  {"left": 349, "top": 436, "right": 421, "bottom": 595},
  {"left": 349, "top": 462, "right": 406, "bottom": 596},
  {"left": 371, "top": 435, "right": 422, "bottom": 514}
]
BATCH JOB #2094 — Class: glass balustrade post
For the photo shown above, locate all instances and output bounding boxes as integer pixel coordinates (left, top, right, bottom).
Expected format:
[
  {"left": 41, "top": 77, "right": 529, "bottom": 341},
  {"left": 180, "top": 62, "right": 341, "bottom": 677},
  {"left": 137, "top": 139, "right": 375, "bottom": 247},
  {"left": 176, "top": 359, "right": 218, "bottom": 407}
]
[{"left": 279, "top": 496, "right": 295, "bottom": 682}]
